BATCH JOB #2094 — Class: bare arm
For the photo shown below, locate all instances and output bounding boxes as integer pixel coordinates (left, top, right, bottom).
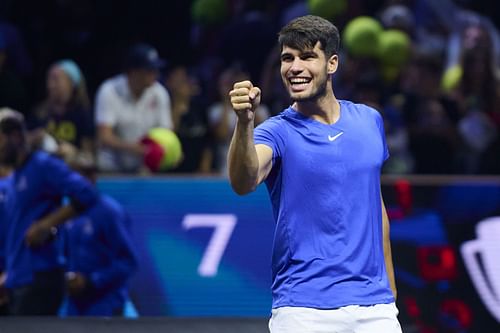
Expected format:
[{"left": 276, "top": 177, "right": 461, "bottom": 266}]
[
  {"left": 25, "top": 204, "right": 79, "bottom": 247},
  {"left": 97, "top": 125, "right": 145, "bottom": 156},
  {"left": 227, "top": 81, "right": 273, "bottom": 195},
  {"left": 381, "top": 192, "right": 397, "bottom": 299}
]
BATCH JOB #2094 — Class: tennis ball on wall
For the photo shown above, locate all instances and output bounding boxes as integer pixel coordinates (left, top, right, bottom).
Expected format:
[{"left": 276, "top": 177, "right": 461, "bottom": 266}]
[
  {"left": 441, "top": 65, "right": 463, "bottom": 93},
  {"left": 191, "top": 0, "right": 227, "bottom": 25},
  {"left": 378, "top": 29, "right": 411, "bottom": 67},
  {"left": 308, "top": 0, "right": 347, "bottom": 20},
  {"left": 141, "top": 128, "right": 182, "bottom": 172},
  {"left": 343, "top": 16, "right": 383, "bottom": 57}
]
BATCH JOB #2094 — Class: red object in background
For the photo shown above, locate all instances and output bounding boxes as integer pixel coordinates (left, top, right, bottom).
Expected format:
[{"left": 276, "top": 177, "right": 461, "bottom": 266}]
[
  {"left": 403, "top": 296, "right": 439, "bottom": 333},
  {"left": 440, "top": 299, "right": 473, "bottom": 329},
  {"left": 417, "top": 246, "right": 458, "bottom": 281},
  {"left": 395, "top": 179, "right": 413, "bottom": 215},
  {"left": 404, "top": 296, "right": 421, "bottom": 318},
  {"left": 141, "top": 137, "right": 165, "bottom": 172}
]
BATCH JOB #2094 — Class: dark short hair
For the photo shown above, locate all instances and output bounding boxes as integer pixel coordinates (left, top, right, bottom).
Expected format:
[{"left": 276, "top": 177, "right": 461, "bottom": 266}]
[
  {"left": 0, "top": 109, "right": 25, "bottom": 134},
  {"left": 278, "top": 15, "right": 340, "bottom": 58}
]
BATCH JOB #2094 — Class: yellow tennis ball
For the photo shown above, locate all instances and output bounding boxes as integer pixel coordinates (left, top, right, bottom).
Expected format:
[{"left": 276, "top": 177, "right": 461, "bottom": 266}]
[
  {"left": 148, "top": 128, "right": 182, "bottom": 170},
  {"left": 441, "top": 65, "right": 463, "bottom": 93},
  {"left": 308, "top": 0, "right": 347, "bottom": 20},
  {"left": 378, "top": 29, "right": 411, "bottom": 67},
  {"left": 343, "top": 16, "right": 384, "bottom": 57},
  {"left": 191, "top": 0, "right": 227, "bottom": 25}
]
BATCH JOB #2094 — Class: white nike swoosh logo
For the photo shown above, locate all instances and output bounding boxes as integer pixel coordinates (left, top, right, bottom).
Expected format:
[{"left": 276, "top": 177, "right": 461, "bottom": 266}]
[{"left": 328, "top": 132, "right": 343, "bottom": 141}]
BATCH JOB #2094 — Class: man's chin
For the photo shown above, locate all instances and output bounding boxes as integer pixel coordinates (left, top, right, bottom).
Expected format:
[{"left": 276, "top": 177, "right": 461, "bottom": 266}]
[{"left": 290, "top": 93, "right": 316, "bottom": 103}]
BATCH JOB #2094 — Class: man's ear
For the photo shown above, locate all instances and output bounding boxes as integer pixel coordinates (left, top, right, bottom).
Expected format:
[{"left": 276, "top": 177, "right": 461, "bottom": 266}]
[{"left": 327, "top": 54, "right": 339, "bottom": 75}]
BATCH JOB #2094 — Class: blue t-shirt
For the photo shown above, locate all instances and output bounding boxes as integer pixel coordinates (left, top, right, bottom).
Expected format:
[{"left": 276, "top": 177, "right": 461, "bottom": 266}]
[
  {"left": 254, "top": 100, "right": 394, "bottom": 309},
  {"left": 4, "top": 151, "right": 98, "bottom": 288},
  {"left": 64, "top": 194, "right": 138, "bottom": 315}
]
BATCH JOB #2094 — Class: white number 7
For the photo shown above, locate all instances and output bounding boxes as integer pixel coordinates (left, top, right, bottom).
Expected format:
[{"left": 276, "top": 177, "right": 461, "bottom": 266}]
[{"left": 182, "top": 214, "right": 237, "bottom": 277}]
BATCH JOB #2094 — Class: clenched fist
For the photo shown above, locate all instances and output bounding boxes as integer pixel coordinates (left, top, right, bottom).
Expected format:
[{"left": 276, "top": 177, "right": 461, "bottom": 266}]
[{"left": 229, "top": 80, "right": 261, "bottom": 122}]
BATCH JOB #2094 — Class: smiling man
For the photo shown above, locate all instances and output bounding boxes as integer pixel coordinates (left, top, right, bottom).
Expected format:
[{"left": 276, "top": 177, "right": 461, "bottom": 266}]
[{"left": 227, "top": 15, "right": 401, "bottom": 332}]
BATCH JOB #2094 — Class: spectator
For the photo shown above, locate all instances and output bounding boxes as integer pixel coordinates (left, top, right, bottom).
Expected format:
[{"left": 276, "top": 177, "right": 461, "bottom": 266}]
[
  {"left": 164, "top": 65, "right": 211, "bottom": 173},
  {"left": 0, "top": 165, "right": 11, "bottom": 315},
  {"left": 60, "top": 157, "right": 138, "bottom": 316},
  {"left": 208, "top": 65, "right": 269, "bottom": 175},
  {"left": 400, "top": 52, "right": 461, "bottom": 174},
  {"left": 0, "top": 108, "right": 97, "bottom": 315},
  {"left": 29, "top": 59, "right": 95, "bottom": 164},
  {"left": 95, "top": 43, "right": 173, "bottom": 173},
  {"left": 444, "top": 23, "right": 500, "bottom": 173}
]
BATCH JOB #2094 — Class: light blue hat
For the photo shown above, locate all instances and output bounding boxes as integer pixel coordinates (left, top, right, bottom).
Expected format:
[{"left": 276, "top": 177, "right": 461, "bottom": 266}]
[{"left": 56, "top": 59, "right": 82, "bottom": 86}]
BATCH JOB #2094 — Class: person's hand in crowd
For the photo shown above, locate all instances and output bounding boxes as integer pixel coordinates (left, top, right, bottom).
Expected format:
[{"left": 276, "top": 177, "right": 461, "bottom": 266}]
[
  {"left": 66, "top": 271, "right": 88, "bottom": 296},
  {"left": 0, "top": 272, "right": 9, "bottom": 306},
  {"left": 24, "top": 220, "right": 56, "bottom": 248}
]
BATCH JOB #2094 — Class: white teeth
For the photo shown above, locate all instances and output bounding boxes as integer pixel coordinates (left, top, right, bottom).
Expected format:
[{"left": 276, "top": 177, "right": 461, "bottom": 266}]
[{"left": 290, "top": 78, "right": 310, "bottom": 84}]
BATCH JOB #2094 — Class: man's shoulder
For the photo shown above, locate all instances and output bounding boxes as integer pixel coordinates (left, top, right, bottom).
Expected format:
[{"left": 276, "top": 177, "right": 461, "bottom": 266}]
[
  {"left": 147, "top": 81, "right": 169, "bottom": 96},
  {"left": 340, "top": 100, "right": 381, "bottom": 120},
  {"left": 16, "top": 151, "right": 64, "bottom": 177},
  {"left": 97, "top": 74, "right": 126, "bottom": 97},
  {"left": 258, "top": 111, "right": 288, "bottom": 128}
]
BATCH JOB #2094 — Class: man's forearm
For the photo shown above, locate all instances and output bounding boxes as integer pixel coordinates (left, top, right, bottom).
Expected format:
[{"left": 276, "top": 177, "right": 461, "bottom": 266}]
[
  {"left": 382, "top": 201, "right": 397, "bottom": 299},
  {"left": 227, "top": 120, "right": 259, "bottom": 195},
  {"left": 38, "top": 204, "right": 79, "bottom": 229},
  {"left": 384, "top": 231, "right": 397, "bottom": 299}
]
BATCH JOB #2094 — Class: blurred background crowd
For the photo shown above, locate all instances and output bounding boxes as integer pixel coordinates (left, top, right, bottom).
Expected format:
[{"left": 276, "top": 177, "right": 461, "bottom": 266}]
[{"left": 0, "top": 0, "right": 499, "bottom": 175}]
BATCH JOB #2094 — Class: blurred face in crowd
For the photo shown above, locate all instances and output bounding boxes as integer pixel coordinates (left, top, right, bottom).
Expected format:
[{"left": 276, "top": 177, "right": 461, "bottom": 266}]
[
  {"left": 165, "top": 66, "right": 200, "bottom": 100},
  {"left": 47, "top": 65, "right": 74, "bottom": 105},
  {"left": 0, "top": 131, "right": 15, "bottom": 166},
  {"left": 280, "top": 41, "right": 337, "bottom": 102},
  {"left": 0, "top": 126, "right": 23, "bottom": 166},
  {"left": 127, "top": 68, "right": 159, "bottom": 98},
  {"left": 218, "top": 69, "right": 248, "bottom": 101}
]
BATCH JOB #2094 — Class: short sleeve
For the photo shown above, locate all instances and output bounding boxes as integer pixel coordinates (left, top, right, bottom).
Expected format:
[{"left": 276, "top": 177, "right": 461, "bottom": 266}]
[
  {"left": 94, "top": 82, "right": 117, "bottom": 127},
  {"left": 374, "top": 111, "right": 389, "bottom": 162},
  {"left": 254, "top": 117, "right": 286, "bottom": 162}
]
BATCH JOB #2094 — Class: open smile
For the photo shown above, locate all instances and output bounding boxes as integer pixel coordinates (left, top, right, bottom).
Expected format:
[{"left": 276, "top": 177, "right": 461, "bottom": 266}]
[{"left": 288, "top": 77, "right": 312, "bottom": 91}]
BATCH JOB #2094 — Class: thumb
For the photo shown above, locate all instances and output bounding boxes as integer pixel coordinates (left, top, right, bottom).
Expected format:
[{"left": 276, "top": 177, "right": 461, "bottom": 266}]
[{"left": 249, "top": 87, "right": 261, "bottom": 101}]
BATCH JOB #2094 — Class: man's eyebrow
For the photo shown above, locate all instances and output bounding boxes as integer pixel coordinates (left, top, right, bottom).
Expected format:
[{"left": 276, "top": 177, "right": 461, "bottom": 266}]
[{"left": 300, "top": 50, "right": 318, "bottom": 57}]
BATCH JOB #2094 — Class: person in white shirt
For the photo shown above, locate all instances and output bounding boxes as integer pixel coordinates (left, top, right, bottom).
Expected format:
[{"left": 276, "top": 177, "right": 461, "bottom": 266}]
[{"left": 95, "top": 43, "right": 173, "bottom": 173}]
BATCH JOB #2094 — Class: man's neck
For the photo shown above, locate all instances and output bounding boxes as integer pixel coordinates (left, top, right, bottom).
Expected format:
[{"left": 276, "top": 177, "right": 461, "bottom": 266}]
[
  {"left": 126, "top": 76, "right": 144, "bottom": 100},
  {"left": 293, "top": 90, "right": 340, "bottom": 125}
]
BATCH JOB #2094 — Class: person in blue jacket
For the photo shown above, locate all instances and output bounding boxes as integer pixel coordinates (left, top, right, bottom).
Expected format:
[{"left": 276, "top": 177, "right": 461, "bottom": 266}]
[
  {"left": 0, "top": 167, "right": 12, "bottom": 315},
  {"left": 0, "top": 108, "right": 98, "bottom": 315},
  {"left": 61, "top": 158, "right": 138, "bottom": 316}
]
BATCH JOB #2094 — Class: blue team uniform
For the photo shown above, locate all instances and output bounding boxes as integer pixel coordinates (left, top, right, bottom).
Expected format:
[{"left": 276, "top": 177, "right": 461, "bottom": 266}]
[
  {"left": 254, "top": 100, "right": 394, "bottom": 310},
  {"left": 4, "top": 151, "right": 98, "bottom": 289},
  {"left": 63, "top": 194, "right": 138, "bottom": 316},
  {"left": 0, "top": 176, "right": 11, "bottom": 273}
]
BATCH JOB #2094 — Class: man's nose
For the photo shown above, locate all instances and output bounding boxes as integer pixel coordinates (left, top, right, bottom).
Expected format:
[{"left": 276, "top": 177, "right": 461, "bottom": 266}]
[{"left": 289, "top": 58, "right": 304, "bottom": 73}]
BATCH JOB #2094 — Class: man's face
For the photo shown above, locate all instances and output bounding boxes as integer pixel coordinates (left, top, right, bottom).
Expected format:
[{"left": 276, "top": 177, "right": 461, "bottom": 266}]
[
  {"left": 129, "top": 68, "right": 159, "bottom": 94},
  {"left": 0, "top": 131, "right": 19, "bottom": 166},
  {"left": 280, "top": 41, "right": 338, "bottom": 102}
]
